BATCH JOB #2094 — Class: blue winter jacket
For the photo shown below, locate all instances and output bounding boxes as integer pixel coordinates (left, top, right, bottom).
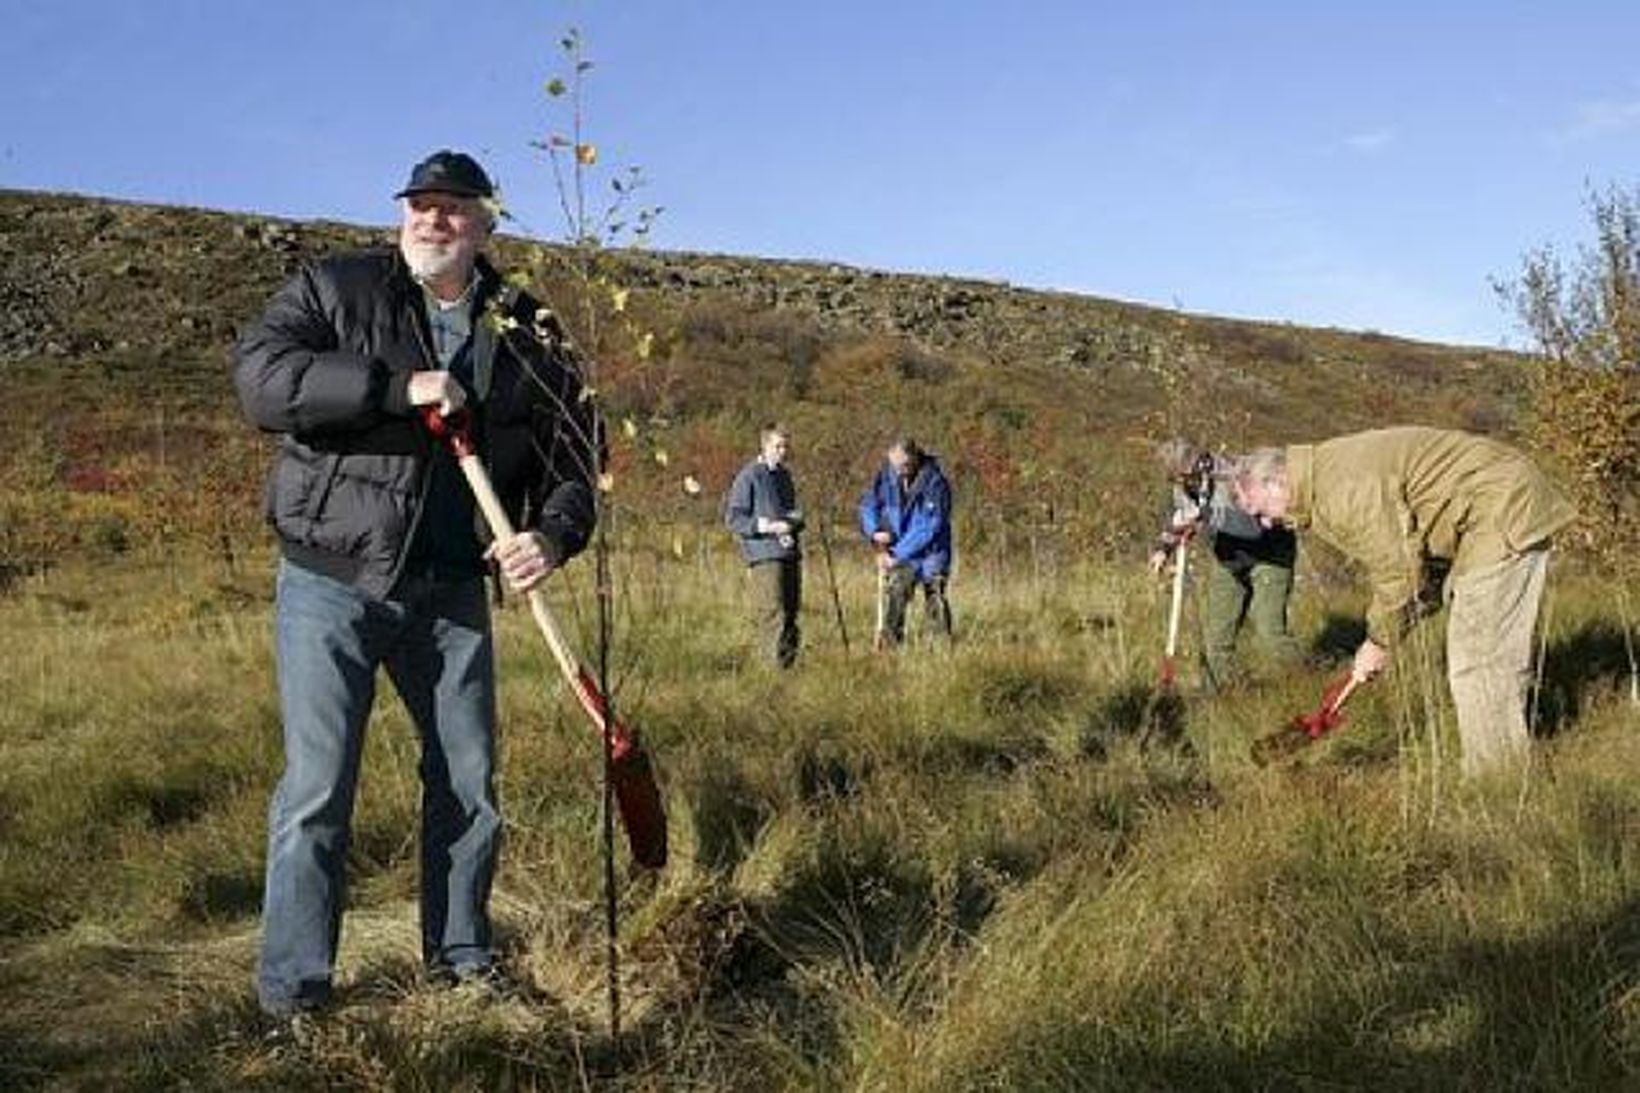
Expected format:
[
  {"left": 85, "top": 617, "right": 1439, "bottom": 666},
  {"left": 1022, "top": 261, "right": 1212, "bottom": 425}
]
[{"left": 857, "top": 457, "right": 953, "bottom": 581}]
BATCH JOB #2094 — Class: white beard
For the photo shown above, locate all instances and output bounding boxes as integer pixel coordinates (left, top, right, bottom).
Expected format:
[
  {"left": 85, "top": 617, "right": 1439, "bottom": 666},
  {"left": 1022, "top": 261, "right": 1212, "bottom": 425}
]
[{"left": 401, "top": 238, "right": 476, "bottom": 284}]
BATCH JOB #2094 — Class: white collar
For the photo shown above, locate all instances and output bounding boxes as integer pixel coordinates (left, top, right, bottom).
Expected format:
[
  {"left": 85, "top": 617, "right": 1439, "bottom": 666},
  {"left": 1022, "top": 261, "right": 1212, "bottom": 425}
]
[{"left": 418, "top": 271, "right": 480, "bottom": 312}]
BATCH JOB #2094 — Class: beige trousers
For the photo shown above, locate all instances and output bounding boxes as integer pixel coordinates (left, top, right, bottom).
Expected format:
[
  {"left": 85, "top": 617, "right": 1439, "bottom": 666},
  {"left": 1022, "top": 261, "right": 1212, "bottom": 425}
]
[{"left": 1445, "top": 547, "right": 1550, "bottom": 777}]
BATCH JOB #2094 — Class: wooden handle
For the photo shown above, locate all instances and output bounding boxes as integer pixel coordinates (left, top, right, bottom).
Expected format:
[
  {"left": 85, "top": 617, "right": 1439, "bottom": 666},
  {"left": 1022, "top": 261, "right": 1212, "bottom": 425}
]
[
  {"left": 1164, "top": 539, "right": 1188, "bottom": 658},
  {"left": 1329, "top": 672, "right": 1364, "bottom": 714},
  {"left": 451, "top": 451, "right": 615, "bottom": 737},
  {"left": 427, "top": 409, "right": 666, "bottom": 868}
]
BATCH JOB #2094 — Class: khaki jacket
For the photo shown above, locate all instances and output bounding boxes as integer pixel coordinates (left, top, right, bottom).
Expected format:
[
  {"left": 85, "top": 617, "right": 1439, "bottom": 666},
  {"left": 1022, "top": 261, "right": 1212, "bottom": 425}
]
[{"left": 1286, "top": 427, "right": 1574, "bottom": 647}]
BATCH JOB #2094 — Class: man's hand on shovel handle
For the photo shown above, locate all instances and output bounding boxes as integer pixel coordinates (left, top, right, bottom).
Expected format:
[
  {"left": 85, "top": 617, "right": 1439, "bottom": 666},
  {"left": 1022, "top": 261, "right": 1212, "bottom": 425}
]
[
  {"left": 488, "top": 531, "right": 558, "bottom": 593},
  {"left": 408, "top": 370, "right": 468, "bottom": 417},
  {"left": 1353, "top": 638, "right": 1389, "bottom": 682}
]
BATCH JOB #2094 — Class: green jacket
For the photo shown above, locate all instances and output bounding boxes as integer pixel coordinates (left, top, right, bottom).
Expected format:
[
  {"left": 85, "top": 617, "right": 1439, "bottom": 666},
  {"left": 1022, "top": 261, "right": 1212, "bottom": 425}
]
[{"left": 1286, "top": 427, "right": 1575, "bottom": 648}]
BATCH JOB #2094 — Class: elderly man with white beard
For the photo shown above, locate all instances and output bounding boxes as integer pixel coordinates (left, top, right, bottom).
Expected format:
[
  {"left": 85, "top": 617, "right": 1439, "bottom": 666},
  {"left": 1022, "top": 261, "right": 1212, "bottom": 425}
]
[{"left": 234, "top": 150, "right": 599, "bottom": 1023}]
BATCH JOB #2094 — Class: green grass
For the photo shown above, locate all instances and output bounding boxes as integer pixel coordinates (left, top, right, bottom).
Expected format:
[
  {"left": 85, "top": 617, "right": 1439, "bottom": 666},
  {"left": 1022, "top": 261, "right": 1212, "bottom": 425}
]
[{"left": 0, "top": 543, "right": 1636, "bottom": 1090}]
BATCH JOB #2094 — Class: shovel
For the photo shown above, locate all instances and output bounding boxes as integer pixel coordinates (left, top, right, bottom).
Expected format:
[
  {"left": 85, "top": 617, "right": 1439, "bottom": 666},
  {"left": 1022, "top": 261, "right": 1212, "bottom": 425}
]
[
  {"left": 872, "top": 545, "right": 891, "bottom": 651},
  {"left": 423, "top": 408, "right": 667, "bottom": 869},
  {"left": 1250, "top": 669, "right": 1365, "bottom": 766},
  {"left": 1141, "top": 539, "right": 1190, "bottom": 742},
  {"left": 1159, "top": 538, "right": 1189, "bottom": 688}
]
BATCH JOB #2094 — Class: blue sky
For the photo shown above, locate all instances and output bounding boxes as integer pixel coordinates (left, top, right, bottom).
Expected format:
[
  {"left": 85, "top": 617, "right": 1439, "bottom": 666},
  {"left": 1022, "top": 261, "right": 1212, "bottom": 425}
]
[{"left": 3, "top": 0, "right": 1636, "bottom": 346}]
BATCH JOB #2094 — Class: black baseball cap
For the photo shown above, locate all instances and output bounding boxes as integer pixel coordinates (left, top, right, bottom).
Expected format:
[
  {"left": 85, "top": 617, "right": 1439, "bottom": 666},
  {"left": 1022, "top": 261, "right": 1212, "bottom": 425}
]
[{"left": 394, "top": 150, "right": 495, "bottom": 199}]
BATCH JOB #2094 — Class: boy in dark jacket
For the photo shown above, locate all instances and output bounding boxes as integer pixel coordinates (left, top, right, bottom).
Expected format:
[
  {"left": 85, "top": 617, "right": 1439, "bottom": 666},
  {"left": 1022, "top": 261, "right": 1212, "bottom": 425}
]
[
  {"left": 724, "top": 423, "right": 804, "bottom": 667},
  {"left": 858, "top": 437, "right": 954, "bottom": 646}
]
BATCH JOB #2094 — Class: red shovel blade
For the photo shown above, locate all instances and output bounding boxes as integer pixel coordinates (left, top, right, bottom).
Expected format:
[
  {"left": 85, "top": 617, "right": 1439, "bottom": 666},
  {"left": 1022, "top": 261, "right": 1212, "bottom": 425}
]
[
  {"left": 1292, "top": 670, "right": 1358, "bottom": 739},
  {"left": 1251, "top": 670, "right": 1362, "bottom": 766},
  {"left": 574, "top": 667, "right": 668, "bottom": 869},
  {"left": 611, "top": 746, "right": 668, "bottom": 870}
]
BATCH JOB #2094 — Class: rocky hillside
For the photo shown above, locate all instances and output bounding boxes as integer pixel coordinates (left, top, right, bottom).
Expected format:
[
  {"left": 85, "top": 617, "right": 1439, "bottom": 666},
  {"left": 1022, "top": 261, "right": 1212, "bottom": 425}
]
[{"left": 0, "top": 189, "right": 1532, "bottom": 565}]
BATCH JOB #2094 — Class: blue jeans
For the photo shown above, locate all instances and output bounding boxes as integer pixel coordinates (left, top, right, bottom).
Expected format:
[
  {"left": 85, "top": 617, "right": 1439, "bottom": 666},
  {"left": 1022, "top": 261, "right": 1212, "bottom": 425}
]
[{"left": 257, "top": 561, "right": 500, "bottom": 1014}]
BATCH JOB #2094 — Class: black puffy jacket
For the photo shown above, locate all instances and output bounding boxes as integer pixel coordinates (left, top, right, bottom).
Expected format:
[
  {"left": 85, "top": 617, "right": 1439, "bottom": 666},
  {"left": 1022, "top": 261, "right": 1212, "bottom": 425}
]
[{"left": 234, "top": 247, "right": 598, "bottom": 598}]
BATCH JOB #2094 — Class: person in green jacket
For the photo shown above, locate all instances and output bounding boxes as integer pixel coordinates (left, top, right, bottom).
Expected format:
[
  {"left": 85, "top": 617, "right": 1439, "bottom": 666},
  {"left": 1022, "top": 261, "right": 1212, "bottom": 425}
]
[{"left": 1232, "top": 426, "right": 1575, "bottom": 776}]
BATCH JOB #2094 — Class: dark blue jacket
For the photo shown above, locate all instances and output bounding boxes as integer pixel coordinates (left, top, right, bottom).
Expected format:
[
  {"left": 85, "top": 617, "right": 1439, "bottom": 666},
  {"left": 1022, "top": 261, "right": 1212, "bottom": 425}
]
[
  {"left": 858, "top": 457, "right": 953, "bottom": 581},
  {"left": 724, "top": 458, "right": 803, "bottom": 565}
]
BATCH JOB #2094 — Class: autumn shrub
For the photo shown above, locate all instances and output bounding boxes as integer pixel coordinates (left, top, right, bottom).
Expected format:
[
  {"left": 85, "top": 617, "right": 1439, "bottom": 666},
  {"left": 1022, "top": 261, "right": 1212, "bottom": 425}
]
[{"left": 1497, "top": 184, "right": 1640, "bottom": 700}]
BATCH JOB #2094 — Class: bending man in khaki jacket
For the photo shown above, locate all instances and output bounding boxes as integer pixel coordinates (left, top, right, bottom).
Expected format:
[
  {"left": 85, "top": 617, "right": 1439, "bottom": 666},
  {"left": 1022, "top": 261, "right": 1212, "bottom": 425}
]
[{"left": 1232, "top": 426, "right": 1575, "bottom": 776}]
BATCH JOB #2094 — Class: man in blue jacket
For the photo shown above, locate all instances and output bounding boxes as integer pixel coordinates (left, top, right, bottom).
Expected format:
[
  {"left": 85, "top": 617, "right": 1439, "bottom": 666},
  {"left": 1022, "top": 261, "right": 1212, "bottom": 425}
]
[
  {"left": 859, "top": 437, "right": 954, "bottom": 646},
  {"left": 724, "top": 423, "right": 805, "bottom": 667}
]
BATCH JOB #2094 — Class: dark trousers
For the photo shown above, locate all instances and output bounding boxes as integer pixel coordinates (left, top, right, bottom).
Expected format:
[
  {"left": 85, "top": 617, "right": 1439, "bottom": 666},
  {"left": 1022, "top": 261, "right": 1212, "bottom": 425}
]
[
  {"left": 881, "top": 566, "right": 952, "bottom": 646},
  {"left": 750, "top": 558, "right": 802, "bottom": 667}
]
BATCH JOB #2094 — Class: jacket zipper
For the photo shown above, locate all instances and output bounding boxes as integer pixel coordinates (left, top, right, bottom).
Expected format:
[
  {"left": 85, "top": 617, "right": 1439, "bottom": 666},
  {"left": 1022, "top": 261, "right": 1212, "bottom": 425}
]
[{"left": 382, "top": 296, "right": 449, "bottom": 592}]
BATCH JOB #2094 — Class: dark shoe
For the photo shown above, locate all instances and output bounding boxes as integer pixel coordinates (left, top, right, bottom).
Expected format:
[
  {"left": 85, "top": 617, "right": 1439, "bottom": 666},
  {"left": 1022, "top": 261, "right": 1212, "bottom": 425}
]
[
  {"left": 258, "top": 979, "right": 332, "bottom": 1018},
  {"left": 429, "top": 961, "right": 515, "bottom": 999},
  {"left": 259, "top": 1007, "right": 320, "bottom": 1053}
]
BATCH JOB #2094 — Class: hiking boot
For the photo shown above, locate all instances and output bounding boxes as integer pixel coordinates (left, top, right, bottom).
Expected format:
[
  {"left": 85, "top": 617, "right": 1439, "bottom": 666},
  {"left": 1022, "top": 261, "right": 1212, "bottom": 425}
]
[
  {"left": 429, "top": 961, "right": 516, "bottom": 1000},
  {"left": 259, "top": 1007, "right": 320, "bottom": 1053}
]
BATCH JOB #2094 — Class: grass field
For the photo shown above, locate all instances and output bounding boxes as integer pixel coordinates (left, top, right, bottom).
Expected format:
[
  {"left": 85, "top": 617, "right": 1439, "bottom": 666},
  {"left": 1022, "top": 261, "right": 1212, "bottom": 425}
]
[{"left": 0, "top": 538, "right": 1636, "bottom": 1091}]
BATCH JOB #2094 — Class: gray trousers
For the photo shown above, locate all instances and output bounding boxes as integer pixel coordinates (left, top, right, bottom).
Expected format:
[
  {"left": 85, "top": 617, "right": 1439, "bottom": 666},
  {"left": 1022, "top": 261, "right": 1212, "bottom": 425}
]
[
  {"left": 749, "top": 558, "right": 801, "bottom": 667},
  {"left": 881, "top": 567, "right": 953, "bottom": 646},
  {"left": 1446, "top": 547, "right": 1550, "bottom": 777}
]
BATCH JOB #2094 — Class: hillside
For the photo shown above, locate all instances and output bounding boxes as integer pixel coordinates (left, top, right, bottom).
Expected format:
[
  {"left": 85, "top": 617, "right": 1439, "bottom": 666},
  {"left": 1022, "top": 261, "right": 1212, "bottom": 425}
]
[{"left": 0, "top": 189, "right": 1530, "bottom": 570}]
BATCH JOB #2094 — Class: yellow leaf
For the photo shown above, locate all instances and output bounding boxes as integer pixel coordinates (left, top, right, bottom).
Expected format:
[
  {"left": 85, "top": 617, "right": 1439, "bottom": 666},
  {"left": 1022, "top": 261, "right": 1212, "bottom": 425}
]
[
  {"left": 653, "top": 448, "right": 670, "bottom": 467},
  {"left": 576, "top": 143, "right": 598, "bottom": 166},
  {"left": 671, "top": 533, "right": 685, "bottom": 559},
  {"left": 636, "top": 331, "right": 654, "bottom": 360},
  {"left": 622, "top": 417, "right": 638, "bottom": 440},
  {"left": 611, "top": 287, "right": 629, "bottom": 313},
  {"left": 682, "top": 474, "right": 702, "bottom": 495},
  {"left": 597, "top": 472, "right": 615, "bottom": 493}
]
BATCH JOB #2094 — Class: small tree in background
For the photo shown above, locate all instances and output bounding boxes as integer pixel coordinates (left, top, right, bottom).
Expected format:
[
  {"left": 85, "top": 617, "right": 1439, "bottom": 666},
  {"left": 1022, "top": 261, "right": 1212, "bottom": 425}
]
[{"left": 1496, "top": 182, "right": 1640, "bottom": 701}]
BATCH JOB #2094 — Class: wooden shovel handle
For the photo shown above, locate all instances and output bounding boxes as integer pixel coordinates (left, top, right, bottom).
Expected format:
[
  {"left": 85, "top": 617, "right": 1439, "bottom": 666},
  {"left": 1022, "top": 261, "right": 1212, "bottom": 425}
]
[
  {"left": 424, "top": 409, "right": 625, "bottom": 744},
  {"left": 1164, "top": 539, "right": 1188, "bottom": 659},
  {"left": 421, "top": 407, "right": 665, "bottom": 866}
]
